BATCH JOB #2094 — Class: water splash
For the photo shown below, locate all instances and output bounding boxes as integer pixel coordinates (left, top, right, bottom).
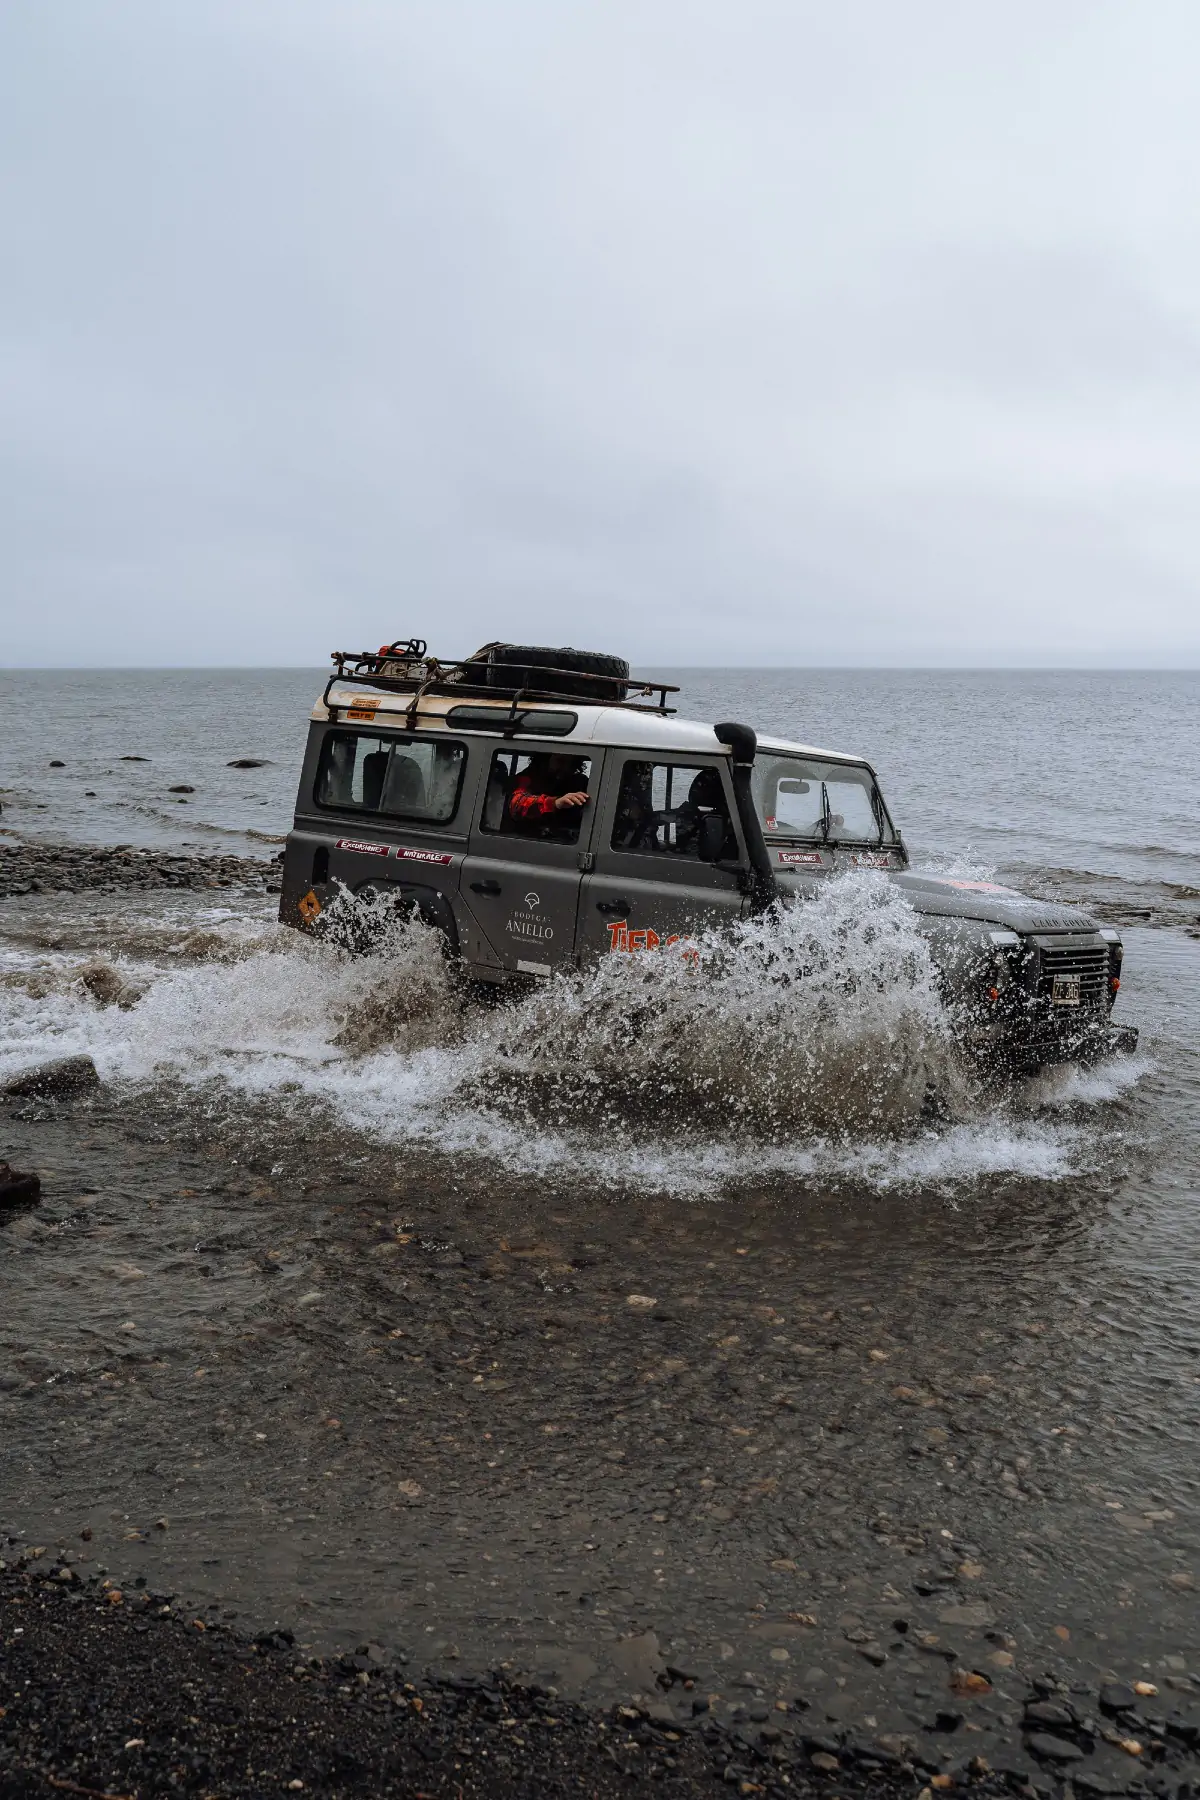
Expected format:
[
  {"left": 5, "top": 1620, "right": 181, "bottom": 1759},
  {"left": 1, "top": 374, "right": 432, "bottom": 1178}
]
[
  {"left": 0, "top": 875, "right": 1142, "bottom": 1195},
  {"left": 463, "top": 871, "right": 965, "bottom": 1141}
]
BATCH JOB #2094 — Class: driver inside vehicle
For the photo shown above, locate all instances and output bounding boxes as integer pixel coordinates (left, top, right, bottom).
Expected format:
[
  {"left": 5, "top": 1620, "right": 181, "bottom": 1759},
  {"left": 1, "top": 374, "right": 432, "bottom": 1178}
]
[
  {"left": 505, "top": 753, "right": 591, "bottom": 832},
  {"left": 676, "top": 768, "right": 737, "bottom": 858}
]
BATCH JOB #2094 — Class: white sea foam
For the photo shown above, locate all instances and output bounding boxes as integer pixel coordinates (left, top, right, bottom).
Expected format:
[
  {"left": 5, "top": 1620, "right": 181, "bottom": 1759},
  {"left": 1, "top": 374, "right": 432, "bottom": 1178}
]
[{"left": 0, "top": 874, "right": 1144, "bottom": 1195}]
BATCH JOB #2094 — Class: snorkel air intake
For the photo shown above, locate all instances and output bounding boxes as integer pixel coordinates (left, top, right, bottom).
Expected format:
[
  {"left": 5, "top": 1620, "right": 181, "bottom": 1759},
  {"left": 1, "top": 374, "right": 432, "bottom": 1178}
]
[{"left": 715, "top": 721, "right": 777, "bottom": 912}]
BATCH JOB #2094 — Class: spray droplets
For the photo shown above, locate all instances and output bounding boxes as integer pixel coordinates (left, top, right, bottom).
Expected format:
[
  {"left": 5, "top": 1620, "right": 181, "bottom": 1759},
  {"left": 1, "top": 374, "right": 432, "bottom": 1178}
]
[{"left": 0, "top": 876, "right": 1137, "bottom": 1196}]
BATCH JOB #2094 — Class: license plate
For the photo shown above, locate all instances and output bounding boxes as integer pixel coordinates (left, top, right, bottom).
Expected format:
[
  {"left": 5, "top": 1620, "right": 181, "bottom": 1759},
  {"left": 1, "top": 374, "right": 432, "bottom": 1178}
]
[{"left": 1051, "top": 974, "right": 1081, "bottom": 1006}]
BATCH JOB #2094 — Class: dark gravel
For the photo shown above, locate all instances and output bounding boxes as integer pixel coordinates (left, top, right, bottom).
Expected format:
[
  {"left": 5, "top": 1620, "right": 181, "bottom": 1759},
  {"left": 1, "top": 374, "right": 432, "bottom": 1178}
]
[
  {"left": 0, "top": 840, "right": 279, "bottom": 899},
  {"left": 0, "top": 1565, "right": 874, "bottom": 1800},
  {"left": 6, "top": 1566, "right": 1198, "bottom": 1799}
]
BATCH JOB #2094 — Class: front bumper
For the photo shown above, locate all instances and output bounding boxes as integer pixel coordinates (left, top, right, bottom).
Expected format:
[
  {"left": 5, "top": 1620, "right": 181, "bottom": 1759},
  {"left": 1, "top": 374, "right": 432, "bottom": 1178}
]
[{"left": 969, "top": 1015, "right": 1139, "bottom": 1075}]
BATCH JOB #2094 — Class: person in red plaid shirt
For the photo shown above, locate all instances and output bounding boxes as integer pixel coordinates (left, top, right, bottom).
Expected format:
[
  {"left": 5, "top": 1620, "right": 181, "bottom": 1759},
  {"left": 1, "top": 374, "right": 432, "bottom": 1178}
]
[{"left": 506, "top": 754, "right": 590, "bottom": 830}]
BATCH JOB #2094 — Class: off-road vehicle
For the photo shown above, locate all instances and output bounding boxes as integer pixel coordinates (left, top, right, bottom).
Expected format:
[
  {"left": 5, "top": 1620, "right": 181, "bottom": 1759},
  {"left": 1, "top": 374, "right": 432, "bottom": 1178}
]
[{"left": 279, "top": 640, "right": 1137, "bottom": 1072}]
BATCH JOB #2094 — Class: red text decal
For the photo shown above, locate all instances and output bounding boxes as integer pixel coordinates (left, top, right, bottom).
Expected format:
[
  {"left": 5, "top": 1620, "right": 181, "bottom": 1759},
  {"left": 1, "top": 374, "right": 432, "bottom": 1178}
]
[
  {"left": 605, "top": 919, "right": 698, "bottom": 962},
  {"left": 335, "top": 839, "right": 390, "bottom": 857}
]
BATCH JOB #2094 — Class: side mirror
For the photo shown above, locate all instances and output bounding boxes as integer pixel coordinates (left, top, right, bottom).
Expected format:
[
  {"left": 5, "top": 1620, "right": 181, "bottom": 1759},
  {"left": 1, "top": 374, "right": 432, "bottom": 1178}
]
[{"left": 698, "top": 812, "right": 728, "bottom": 863}]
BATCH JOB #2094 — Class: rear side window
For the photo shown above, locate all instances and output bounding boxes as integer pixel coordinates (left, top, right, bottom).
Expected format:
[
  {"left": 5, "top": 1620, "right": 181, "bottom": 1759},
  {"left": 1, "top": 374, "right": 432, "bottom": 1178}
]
[
  {"left": 611, "top": 759, "right": 737, "bottom": 859},
  {"left": 480, "top": 749, "right": 594, "bottom": 844},
  {"left": 316, "top": 731, "right": 466, "bottom": 823}
]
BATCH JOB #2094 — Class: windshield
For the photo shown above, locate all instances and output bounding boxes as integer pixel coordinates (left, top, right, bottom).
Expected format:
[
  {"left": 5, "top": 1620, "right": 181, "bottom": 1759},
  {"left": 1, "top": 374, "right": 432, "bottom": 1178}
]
[{"left": 751, "top": 753, "right": 896, "bottom": 846}]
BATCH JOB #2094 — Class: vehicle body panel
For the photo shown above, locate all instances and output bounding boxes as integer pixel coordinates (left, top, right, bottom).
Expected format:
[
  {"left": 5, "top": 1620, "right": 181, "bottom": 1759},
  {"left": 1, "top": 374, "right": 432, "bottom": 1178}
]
[
  {"left": 458, "top": 743, "right": 607, "bottom": 977},
  {"left": 577, "top": 752, "right": 748, "bottom": 961}
]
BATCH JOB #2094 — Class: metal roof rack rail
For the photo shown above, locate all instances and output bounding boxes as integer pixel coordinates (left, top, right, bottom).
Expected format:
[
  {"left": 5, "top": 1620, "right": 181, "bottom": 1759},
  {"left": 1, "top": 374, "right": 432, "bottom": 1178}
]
[{"left": 322, "top": 647, "right": 678, "bottom": 725}]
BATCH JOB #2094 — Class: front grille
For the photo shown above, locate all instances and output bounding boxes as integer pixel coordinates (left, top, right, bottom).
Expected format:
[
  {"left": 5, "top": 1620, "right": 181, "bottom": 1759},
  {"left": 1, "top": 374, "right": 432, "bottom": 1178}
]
[{"left": 1036, "top": 939, "right": 1109, "bottom": 1006}]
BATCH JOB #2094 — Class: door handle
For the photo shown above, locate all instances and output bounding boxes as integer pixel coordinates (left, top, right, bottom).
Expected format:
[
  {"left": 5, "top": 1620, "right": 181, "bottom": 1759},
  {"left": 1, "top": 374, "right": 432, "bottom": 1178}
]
[
  {"left": 470, "top": 879, "right": 502, "bottom": 896},
  {"left": 596, "top": 898, "right": 631, "bottom": 915}
]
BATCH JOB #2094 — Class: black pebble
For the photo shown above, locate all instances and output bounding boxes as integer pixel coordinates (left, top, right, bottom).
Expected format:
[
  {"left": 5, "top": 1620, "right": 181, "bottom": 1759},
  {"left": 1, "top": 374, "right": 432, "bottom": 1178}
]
[
  {"left": 169, "top": 785, "right": 195, "bottom": 794},
  {"left": 1026, "top": 1732, "right": 1086, "bottom": 1762},
  {"left": 1025, "top": 1701, "right": 1076, "bottom": 1730},
  {"left": 49, "top": 759, "right": 65, "bottom": 767},
  {"left": 0, "top": 1163, "right": 41, "bottom": 1208}
]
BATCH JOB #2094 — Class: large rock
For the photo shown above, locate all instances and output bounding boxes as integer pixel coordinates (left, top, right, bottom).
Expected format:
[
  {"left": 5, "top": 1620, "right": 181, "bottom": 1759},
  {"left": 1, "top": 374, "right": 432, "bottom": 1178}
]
[
  {"left": 0, "top": 1163, "right": 41, "bottom": 1207},
  {"left": 2, "top": 1055, "right": 100, "bottom": 1099}
]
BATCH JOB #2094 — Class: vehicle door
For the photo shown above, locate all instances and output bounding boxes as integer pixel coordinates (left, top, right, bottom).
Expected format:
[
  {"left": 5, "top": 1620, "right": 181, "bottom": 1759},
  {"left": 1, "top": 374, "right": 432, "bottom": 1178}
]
[
  {"left": 289, "top": 724, "right": 474, "bottom": 939},
  {"left": 577, "top": 753, "right": 747, "bottom": 961},
  {"left": 459, "top": 743, "right": 603, "bottom": 976}
]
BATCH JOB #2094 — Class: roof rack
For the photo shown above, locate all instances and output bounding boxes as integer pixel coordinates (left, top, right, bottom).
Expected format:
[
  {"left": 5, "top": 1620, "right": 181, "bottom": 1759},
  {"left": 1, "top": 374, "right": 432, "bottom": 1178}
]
[{"left": 321, "top": 645, "right": 678, "bottom": 728}]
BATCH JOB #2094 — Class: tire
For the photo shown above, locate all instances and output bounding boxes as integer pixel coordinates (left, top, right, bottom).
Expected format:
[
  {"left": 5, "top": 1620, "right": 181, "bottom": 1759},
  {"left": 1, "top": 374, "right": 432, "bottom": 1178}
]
[{"left": 477, "top": 643, "right": 630, "bottom": 703}]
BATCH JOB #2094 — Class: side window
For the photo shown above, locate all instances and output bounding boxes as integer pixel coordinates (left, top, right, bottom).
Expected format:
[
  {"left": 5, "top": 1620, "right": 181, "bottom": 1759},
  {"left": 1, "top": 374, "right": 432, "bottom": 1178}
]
[
  {"left": 480, "top": 749, "right": 594, "bottom": 845},
  {"left": 316, "top": 731, "right": 466, "bottom": 823},
  {"left": 611, "top": 760, "right": 737, "bottom": 859}
]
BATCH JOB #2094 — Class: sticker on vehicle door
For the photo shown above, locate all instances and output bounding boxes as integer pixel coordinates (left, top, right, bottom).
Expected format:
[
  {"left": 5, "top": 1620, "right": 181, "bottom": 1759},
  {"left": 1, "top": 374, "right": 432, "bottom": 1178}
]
[
  {"left": 507, "top": 903, "right": 554, "bottom": 944},
  {"left": 335, "top": 838, "right": 390, "bottom": 856},
  {"left": 394, "top": 846, "right": 454, "bottom": 865},
  {"left": 605, "top": 919, "right": 698, "bottom": 961},
  {"left": 777, "top": 850, "right": 824, "bottom": 866}
]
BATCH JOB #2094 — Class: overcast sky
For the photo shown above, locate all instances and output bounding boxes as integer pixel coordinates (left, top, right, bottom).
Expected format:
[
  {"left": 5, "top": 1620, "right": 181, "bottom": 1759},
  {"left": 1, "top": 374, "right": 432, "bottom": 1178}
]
[{"left": 3, "top": 2, "right": 1200, "bottom": 667}]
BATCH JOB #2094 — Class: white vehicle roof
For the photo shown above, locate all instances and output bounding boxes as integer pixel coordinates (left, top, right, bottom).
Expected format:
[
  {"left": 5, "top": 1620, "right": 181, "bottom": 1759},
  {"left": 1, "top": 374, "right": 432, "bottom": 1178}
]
[{"left": 314, "top": 683, "right": 870, "bottom": 769}]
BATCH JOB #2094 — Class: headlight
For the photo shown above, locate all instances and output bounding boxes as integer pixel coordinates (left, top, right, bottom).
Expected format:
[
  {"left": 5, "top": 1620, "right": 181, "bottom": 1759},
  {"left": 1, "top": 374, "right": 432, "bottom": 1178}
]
[
  {"left": 983, "top": 931, "right": 1021, "bottom": 1001},
  {"left": 1099, "top": 927, "right": 1123, "bottom": 993}
]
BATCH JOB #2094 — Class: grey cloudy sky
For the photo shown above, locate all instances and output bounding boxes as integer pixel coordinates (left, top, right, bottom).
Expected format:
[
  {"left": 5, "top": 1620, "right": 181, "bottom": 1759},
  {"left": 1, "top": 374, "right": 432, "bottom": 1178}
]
[{"left": 3, "top": 1, "right": 1200, "bottom": 667}]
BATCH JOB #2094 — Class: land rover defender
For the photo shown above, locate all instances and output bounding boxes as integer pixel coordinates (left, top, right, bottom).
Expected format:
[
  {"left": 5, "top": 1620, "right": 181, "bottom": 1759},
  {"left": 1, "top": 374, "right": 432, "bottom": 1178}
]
[{"left": 279, "top": 640, "right": 1136, "bottom": 1072}]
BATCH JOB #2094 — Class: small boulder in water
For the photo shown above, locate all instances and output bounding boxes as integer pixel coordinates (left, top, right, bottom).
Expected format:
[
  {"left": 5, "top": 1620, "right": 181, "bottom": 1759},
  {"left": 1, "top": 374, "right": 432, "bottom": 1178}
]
[
  {"left": 120, "top": 754, "right": 149, "bottom": 761},
  {"left": 228, "top": 757, "right": 268, "bottom": 768},
  {"left": 2, "top": 1055, "right": 101, "bottom": 1099},
  {"left": 168, "top": 784, "right": 195, "bottom": 794},
  {"left": 78, "top": 962, "right": 142, "bottom": 1009},
  {"left": 0, "top": 1162, "right": 41, "bottom": 1207},
  {"left": 49, "top": 759, "right": 65, "bottom": 768}
]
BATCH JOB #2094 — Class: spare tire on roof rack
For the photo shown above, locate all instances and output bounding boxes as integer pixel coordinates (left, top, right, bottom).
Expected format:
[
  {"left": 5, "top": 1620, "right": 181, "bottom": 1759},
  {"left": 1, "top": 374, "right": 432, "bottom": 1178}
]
[{"left": 464, "top": 642, "right": 631, "bottom": 703}]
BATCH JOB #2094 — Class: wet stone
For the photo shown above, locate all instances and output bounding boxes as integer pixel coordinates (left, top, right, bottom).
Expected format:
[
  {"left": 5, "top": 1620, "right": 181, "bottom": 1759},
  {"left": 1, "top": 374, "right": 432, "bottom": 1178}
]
[
  {"left": 2, "top": 1055, "right": 100, "bottom": 1099},
  {"left": 1073, "top": 1774, "right": 1130, "bottom": 1796},
  {"left": 1099, "top": 1684, "right": 1140, "bottom": 1715},
  {"left": 1025, "top": 1701, "right": 1076, "bottom": 1730},
  {"left": 1026, "top": 1731, "right": 1086, "bottom": 1762},
  {"left": 0, "top": 1163, "right": 41, "bottom": 1207}
]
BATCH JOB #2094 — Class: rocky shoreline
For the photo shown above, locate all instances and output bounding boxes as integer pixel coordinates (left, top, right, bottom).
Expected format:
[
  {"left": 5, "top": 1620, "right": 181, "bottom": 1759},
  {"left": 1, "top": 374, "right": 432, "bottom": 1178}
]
[
  {"left": 0, "top": 1565, "right": 820, "bottom": 1799},
  {"left": 8, "top": 1564, "right": 1193, "bottom": 1800},
  {"left": 0, "top": 838, "right": 280, "bottom": 899}
]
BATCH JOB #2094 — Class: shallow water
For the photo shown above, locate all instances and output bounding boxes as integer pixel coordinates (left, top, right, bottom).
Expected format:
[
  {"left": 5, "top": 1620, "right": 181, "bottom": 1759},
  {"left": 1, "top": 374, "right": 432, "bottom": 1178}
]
[{"left": 2, "top": 667, "right": 1199, "bottom": 1749}]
